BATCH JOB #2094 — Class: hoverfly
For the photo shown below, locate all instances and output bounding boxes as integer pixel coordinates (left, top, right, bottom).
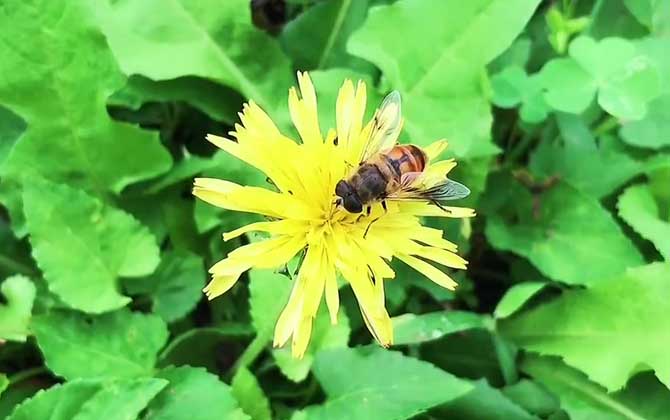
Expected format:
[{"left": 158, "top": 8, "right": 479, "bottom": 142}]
[{"left": 335, "top": 91, "right": 470, "bottom": 215}]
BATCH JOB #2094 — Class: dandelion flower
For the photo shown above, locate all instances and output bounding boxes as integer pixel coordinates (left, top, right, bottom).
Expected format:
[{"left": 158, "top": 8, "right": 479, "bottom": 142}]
[{"left": 193, "top": 72, "right": 475, "bottom": 358}]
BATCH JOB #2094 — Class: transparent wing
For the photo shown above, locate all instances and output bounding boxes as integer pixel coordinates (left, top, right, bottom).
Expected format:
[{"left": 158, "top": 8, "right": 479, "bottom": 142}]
[
  {"left": 359, "top": 90, "right": 402, "bottom": 163},
  {"left": 387, "top": 179, "right": 471, "bottom": 202}
]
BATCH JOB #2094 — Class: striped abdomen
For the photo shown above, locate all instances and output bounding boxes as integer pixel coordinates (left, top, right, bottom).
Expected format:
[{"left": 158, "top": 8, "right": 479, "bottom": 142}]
[{"left": 348, "top": 145, "right": 427, "bottom": 205}]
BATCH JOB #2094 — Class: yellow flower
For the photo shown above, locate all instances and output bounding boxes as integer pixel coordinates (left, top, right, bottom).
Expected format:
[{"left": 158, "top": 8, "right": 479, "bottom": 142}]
[{"left": 193, "top": 72, "right": 475, "bottom": 358}]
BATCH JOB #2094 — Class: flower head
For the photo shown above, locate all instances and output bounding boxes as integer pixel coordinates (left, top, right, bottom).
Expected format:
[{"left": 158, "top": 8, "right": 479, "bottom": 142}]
[{"left": 193, "top": 72, "right": 474, "bottom": 358}]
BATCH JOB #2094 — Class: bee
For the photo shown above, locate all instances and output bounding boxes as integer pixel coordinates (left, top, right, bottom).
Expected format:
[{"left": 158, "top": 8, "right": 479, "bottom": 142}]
[{"left": 335, "top": 91, "right": 470, "bottom": 214}]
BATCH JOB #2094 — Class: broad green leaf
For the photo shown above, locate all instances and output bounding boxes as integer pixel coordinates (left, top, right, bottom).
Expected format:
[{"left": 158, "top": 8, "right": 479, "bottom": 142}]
[
  {"left": 540, "top": 36, "right": 661, "bottom": 120},
  {"left": 0, "top": 374, "right": 7, "bottom": 398},
  {"left": 145, "top": 366, "right": 248, "bottom": 420},
  {"left": 503, "top": 379, "right": 560, "bottom": 418},
  {"left": 23, "top": 179, "right": 160, "bottom": 313},
  {"left": 299, "top": 347, "right": 473, "bottom": 420},
  {"left": 0, "top": 276, "right": 35, "bottom": 342},
  {"left": 281, "top": 0, "right": 373, "bottom": 71},
  {"left": 231, "top": 367, "right": 272, "bottom": 420},
  {"left": 249, "top": 269, "right": 293, "bottom": 340},
  {"left": 0, "top": 0, "right": 171, "bottom": 200},
  {"left": 530, "top": 114, "right": 644, "bottom": 198},
  {"left": 8, "top": 378, "right": 167, "bottom": 420},
  {"left": 491, "top": 66, "right": 549, "bottom": 123},
  {"left": 624, "top": 0, "right": 670, "bottom": 33},
  {"left": 617, "top": 184, "right": 670, "bottom": 261},
  {"left": 32, "top": 309, "right": 168, "bottom": 380},
  {"left": 125, "top": 251, "right": 205, "bottom": 322},
  {"left": 494, "top": 282, "right": 547, "bottom": 319},
  {"left": 110, "top": 75, "right": 242, "bottom": 124},
  {"left": 501, "top": 263, "right": 670, "bottom": 391},
  {"left": 620, "top": 94, "right": 670, "bottom": 149},
  {"left": 523, "top": 355, "right": 670, "bottom": 420},
  {"left": 485, "top": 179, "right": 643, "bottom": 285},
  {"left": 436, "top": 379, "right": 537, "bottom": 420},
  {"left": 97, "top": 0, "right": 294, "bottom": 122},
  {"left": 0, "top": 106, "right": 25, "bottom": 173},
  {"left": 273, "top": 307, "right": 350, "bottom": 382},
  {"left": 392, "top": 311, "right": 488, "bottom": 345},
  {"left": 348, "top": 0, "right": 541, "bottom": 158}
]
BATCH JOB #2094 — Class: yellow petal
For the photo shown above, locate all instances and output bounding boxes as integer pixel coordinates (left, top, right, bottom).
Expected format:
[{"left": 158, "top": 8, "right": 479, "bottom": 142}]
[
  {"left": 289, "top": 72, "right": 322, "bottom": 145},
  {"left": 397, "top": 253, "right": 459, "bottom": 290},
  {"left": 300, "top": 244, "right": 327, "bottom": 318},
  {"left": 423, "top": 139, "right": 449, "bottom": 161},
  {"left": 274, "top": 273, "right": 306, "bottom": 348},
  {"left": 223, "top": 219, "right": 308, "bottom": 241},
  {"left": 203, "top": 272, "right": 244, "bottom": 299},
  {"left": 291, "top": 316, "right": 313, "bottom": 359},
  {"left": 193, "top": 178, "right": 317, "bottom": 219},
  {"left": 420, "top": 159, "right": 457, "bottom": 187},
  {"left": 409, "top": 244, "right": 468, "bottom": 269},
  {"left": 400, "top": 202, "right": 476, "bottom": 218}
]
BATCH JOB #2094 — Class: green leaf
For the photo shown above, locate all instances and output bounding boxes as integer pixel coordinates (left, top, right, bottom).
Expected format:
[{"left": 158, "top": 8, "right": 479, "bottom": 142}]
[
  {"left": 300, "top": 347, "right": 473, "bottom": 420},
  {"left": 23, "top": 179, "right": 160, "bottom": 313},
  {"left": 145, "top": 366, "right": 248, "bottom": 420},
  {"left": 392, "top": 311, "right": 488, "bottom": 345},
  {"left": 273, "top": 306, "right": 350, "bottom": 382},
  {"left": 0, "top": 374, "right": 8, "bottom": 398},
  {"left": 249, "top": 269, "right": 293, "bottom": 340},
  {"left": 7, "top": 378, "right": 167, "bottom": 420},
  {"left": 32, "top": 309, "right": 168, "bottom": 380},
  {"left": 97, "top": 0, "right": 294, "bottom": 122},
  {"left": 436, "top": 379, "right": 537, "bottom": 420},
  {"left": 502, "top": 379, "right": 560, "bottom": 418},
  {"left": 530, "top": 114, "right": 644, "bottom": 198},
  {"left": 624, "top": 0, "right": 670, "bottom": 33},
  {"left": 494, "top": 282, "right": 547, "bottom": 319},
  {"left": 348, "top": 0, "right": 541, "bottom": 158},
  {"left": 539, "top": 36, "right": 661, "bottom": 120},
  {"left": 620, "top": 94, "right": 670, "bottom": 149},
  {"left": 231, "top": 367, "right": 272, "bottom": 420},
  {"left": 110, "top": 75, "right": 242, "bottom": 124},
  {"left": 0, "top": 0, "right": 171, "bottom": 197},
  {"left": 491, "top": 66, "right": 549, "bottom": 123},
  {"left": 281, "top": 0, "right": 373, "bottom": 71},
  {"left": 0, "top": 275, "right": 35, "bottom": 342},
  {"left": 501, "top": 263, "right": 670, "bottom": 391},
  {"left": 125, "top": 250, "right": 206, "bottom": 322},
  {"left": 523, "top": 355, "right": 670, "bottom": 420},
  {"left": 617, "top": 184, "right": 670, "bottom": 261},
  {"left": 485, "top": 180, "right": 643, "bottom": 285}
]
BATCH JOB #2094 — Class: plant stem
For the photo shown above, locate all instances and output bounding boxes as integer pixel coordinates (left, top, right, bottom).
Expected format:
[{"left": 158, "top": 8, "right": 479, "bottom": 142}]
[
  {"left": 0, "top": 254, "right": 37, "bottom": 277},
  {"left": 505, "top": 129, "right": 536, "bottom": 167},
  {"left": 231, "top": 333, "right": 270, "bottom": 374},
  {"left": 593, "top": 116, "right": 619, "bottom": 136}
]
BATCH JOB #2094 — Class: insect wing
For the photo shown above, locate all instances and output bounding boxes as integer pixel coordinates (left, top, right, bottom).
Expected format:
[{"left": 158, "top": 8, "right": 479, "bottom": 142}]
[
  {"left": 360, "top": 91, "right": 402, "bottom": 162},
  {"left": 387, "top": 179, "right": 471, "bottom": 202}
]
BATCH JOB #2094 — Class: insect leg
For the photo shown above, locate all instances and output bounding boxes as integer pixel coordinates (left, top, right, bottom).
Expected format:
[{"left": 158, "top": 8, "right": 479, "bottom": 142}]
[
  {"left": 366, "top": 205, "right": 372, "bottom": 216},
  {"left": 381, "top": 200, "right": 388, "bottom": 213},
  {"left": 430, "top": 199, "right": 451, "bottom": 214},
  {"left": 364, "top": 217, "right": 381, "bottom": 238}
]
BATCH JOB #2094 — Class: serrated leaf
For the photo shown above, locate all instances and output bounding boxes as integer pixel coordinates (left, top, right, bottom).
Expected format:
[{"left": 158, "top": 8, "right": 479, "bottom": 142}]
[
  {"left": 620, "top": 94, "right": 670, "bottom": 149},
  {"left": 231, "top": 367, "right": 272, "bottom": 420},
  {"left": 502, "top": 379, "right": 560, "bottom": 418},
  {"left": 273, "top": 306, "right": 350, "bottom": 382},
  {"left": 145, "top": 366, "right": 248, "bottom": 420},
  {"left": 23, "top": 179, "right": 160, "bottom": 313},
  {"left": 392, "top": 311, "right": 488, "bottom": 345},
  {"left": 539, "top": 36, "right": 660, "bottom": 120},
  {"left": 530, "top": 114, "right": 644, "bottom": 198},
  {"left": 491, "top": 66, "right": 549, "bottom": 123},
  {"left": 617, "top": 184, "right": 670, "bottom": 261},
  {"left": 348, "top": 0, "right": 541, "bottom": 159},
  {"left": 485, "top": 180, "right": 643, "bottom": 285},
  {"left": 125, "top": 251, "right": 206, "bottom": 322},
  {"left": 494, "top": 282, "right": 547, "bottom": 319},
  {"left": 97, "top": 0, "right": 294, "bottom": 123},
  {"left": 299, "top": 347, "right": 473, "bottom": 420},
  {"left": 0, "top": 0, "right": 171, "bottom": 226},
  {"left": 0, "top": 276, "right": 35, "bottom": 342},
  {"left": 281, "top": 0, "right": 373, "bottom": 71},
  {"left": 501, "top": 263, "right": 670, "bottom": 391},
  {"left": 32, "top": 309, "right": 168, "bottom": 380},
  {"left": 523, "top": 355, "right": 670, "bottom": 420},
  {"left": 436, "top": 379, "right": 538, "bottom": 420},
  {"left": 7, "top": 378, "right": 167, "bottom": 420}
]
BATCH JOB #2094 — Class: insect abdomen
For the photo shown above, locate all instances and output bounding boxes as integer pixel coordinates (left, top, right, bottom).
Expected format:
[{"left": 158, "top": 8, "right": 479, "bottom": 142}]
[{"left": 384, "top": 145, "right": 426, "bottom": 178}]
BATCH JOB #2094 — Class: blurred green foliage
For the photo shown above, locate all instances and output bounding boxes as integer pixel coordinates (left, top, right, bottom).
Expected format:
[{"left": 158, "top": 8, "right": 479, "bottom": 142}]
[{"left": 0, "top": 0, "right": 669, "bottom": 419}]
